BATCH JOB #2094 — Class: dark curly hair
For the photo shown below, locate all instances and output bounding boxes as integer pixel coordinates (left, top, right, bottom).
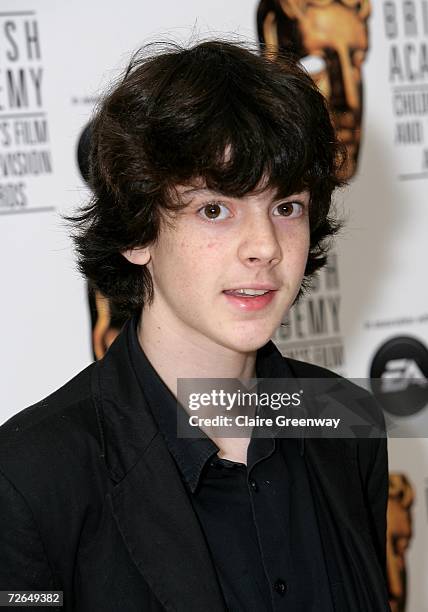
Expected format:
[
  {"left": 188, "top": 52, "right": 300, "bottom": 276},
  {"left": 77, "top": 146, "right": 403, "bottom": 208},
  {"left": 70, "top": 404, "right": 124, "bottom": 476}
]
[{"left": 69, "top": 39, "right": 345, "bottom": 319}]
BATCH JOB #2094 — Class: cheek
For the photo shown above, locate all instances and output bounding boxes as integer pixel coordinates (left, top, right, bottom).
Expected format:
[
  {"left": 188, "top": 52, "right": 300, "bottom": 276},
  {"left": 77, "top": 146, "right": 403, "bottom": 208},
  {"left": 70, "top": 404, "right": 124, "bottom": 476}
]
[
  {"left": 281, "top": 227, "right": 310, "bottom": 268},
  {"left": 154, "top": 236, "right": 222, "bottom": 287},
  {"left": 185, "top": 240, "right": 225, "bottom": 282}
]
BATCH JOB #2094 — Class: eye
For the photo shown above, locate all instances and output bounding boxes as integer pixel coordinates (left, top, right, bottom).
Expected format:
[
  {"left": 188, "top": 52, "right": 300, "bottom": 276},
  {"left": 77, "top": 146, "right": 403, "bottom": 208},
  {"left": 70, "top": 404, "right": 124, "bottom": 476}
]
[
  {"left": 272, "top": 201, "right": 304, "bottom": 218},
  {"left": 299, "top": 54, "right": 326, "bottom": 76},
  {"left": 198, "top": 201, "right": 231, "bottom": 221}
]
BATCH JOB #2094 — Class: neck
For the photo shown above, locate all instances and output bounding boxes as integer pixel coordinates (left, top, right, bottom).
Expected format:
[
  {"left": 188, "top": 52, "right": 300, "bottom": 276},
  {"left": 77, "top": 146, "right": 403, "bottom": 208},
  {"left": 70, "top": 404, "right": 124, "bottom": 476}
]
[
  {"left": 138, "top": 308, "right": 257, "bottom": 397},
  {"left": 137, "top": 307, "right": 257, "bottom": 465}
]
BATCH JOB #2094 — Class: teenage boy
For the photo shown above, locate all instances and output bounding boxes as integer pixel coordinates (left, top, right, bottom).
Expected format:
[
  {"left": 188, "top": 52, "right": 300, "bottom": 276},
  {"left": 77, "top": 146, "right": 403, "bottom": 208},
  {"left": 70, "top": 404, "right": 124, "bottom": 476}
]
[{"left": 0, "top": 41, "right": 390, "bottom": 611}]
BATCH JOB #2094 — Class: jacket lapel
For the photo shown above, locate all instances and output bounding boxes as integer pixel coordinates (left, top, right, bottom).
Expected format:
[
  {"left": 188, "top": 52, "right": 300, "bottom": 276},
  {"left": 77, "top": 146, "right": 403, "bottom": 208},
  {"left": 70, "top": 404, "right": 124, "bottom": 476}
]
[
  {"left": 109, "top": 434, "right": 226, "bottom": 612},
  {"left": 92, "top": 321, "right": 226, "bottom": 612}
]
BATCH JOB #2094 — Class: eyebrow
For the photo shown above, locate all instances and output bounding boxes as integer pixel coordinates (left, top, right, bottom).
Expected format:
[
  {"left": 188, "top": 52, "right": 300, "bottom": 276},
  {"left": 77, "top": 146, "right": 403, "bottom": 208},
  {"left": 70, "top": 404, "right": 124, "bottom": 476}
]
[
  {"left": 181, "top": 187, "right": 212, "bottom": 195},
  {"left": 181, "top": 187, "right": 309, "bottom": 201}
]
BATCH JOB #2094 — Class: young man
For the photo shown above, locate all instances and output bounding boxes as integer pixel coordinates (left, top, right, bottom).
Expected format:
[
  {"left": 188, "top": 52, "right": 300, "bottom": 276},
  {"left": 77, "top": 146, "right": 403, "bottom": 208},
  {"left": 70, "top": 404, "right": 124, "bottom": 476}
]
[{"left": 0, "top": 41, "right": 390, "bottom": 611}]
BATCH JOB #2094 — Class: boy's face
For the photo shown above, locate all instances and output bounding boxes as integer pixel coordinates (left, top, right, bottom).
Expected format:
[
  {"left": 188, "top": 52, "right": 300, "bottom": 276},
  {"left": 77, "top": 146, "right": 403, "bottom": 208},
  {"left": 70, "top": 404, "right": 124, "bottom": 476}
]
[{"left": 132, "top": 184, "right": 310, "bottom": 354}]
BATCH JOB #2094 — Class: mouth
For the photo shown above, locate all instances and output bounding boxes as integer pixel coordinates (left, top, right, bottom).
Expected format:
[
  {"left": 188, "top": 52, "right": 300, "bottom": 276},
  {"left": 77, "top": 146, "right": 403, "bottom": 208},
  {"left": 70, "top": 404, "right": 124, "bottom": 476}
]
[
  {"left": 222, "top": 287, "right": 278, "bottom": 311},
  {"left": 223, "top": 288, "right": 274, "bottom": 297}
]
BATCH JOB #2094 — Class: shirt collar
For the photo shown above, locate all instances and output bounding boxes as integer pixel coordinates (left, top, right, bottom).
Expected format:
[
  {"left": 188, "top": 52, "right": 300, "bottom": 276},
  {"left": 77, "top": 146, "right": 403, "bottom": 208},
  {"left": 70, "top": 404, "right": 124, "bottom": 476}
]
[
  {"left": 128, "top": 315, "right": 218, "bottom": 493},
  {"left": 127, "top": 314, "right": 303, "bottom": 493}
]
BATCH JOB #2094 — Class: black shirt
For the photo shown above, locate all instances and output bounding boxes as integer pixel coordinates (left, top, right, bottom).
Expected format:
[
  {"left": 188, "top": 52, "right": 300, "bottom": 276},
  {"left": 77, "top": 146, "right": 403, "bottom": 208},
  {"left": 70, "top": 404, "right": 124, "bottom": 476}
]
[{"left": 128, "top": 317, "right": 333, "bottom": 611}]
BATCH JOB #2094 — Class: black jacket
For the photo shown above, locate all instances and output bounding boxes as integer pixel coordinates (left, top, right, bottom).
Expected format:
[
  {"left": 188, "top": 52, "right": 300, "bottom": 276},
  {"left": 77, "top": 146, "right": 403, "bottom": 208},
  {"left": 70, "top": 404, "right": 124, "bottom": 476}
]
[{"left": 0, "top": 321, "right": 390, "bottom": 611}]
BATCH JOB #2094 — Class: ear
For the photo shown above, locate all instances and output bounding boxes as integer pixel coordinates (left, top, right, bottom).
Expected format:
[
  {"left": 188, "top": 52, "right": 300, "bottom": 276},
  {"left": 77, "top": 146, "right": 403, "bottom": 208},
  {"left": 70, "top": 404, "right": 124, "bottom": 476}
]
[{"left": 121, "top": 246, "right": 151, "bottom": 266}]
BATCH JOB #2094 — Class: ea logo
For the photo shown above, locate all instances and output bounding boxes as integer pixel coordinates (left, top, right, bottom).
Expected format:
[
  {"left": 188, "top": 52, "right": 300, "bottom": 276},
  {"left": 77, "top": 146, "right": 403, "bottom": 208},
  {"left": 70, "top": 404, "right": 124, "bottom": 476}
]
[
  {"left": 370, "top": 336, "right": 428, "bottom": 416},
  {"left": 380, "top": 358, "right": 426, "bottom": 393}
]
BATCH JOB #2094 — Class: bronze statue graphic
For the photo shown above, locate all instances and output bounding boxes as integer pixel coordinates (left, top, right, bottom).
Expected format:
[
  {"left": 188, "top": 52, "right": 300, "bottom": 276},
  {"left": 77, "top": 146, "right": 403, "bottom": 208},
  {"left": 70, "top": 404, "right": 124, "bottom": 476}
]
[
  {"left": 257, "top": 0, "right": 371, "bottom": 179},
  {"left": 387, "top": 473, "right": 414, "bottom": 612}
]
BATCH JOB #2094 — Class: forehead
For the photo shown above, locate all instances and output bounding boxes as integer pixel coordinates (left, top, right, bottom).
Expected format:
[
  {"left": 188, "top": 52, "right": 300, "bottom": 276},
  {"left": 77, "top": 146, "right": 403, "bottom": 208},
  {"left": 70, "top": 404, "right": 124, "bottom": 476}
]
[
  {"left": 279, "top": 0, "right": 367, "bottom": 16},
  {"left": 277, "top": 0, "right": 369, "bottom": 37}
]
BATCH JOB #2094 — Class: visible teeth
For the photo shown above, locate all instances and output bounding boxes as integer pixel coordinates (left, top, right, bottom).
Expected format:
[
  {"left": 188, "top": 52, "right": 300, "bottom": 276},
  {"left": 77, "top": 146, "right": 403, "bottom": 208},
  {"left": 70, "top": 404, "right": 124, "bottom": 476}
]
[{"left": 234, "top": 289, "right": 269, "bottom": 296}]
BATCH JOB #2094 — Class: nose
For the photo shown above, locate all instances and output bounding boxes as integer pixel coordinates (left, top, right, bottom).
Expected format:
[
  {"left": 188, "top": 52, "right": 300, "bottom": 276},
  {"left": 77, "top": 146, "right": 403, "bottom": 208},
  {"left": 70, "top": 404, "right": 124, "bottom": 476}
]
[
  {"left": 338, "top": 44, "right": 361, "bottom": 111},
  {"left": 237, "top": 214, "right": 282, "bottom": 268},
  {"left": 329, "top": 44, "right": 360, "bottom": 111}
]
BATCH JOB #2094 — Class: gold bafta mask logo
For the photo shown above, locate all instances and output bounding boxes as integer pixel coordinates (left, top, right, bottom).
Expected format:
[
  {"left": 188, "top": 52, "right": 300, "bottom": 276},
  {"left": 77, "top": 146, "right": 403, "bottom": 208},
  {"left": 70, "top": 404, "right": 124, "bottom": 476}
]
[
  {"left": 387, "top": 473, "right": 414, "bottom": 612},
  {"left": 257, "top": 0, "right": 371, "bottom": 179},
  {"left": 89, "top": 290, "right": 122, "bottom": 360}
]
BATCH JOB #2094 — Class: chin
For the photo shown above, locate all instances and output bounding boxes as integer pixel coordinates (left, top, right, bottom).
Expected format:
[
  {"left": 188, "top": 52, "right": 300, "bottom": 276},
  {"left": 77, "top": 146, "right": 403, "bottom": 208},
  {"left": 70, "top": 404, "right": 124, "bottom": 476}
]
[{"left": 221, "top": 326, "right": 276, "bottom": 354}]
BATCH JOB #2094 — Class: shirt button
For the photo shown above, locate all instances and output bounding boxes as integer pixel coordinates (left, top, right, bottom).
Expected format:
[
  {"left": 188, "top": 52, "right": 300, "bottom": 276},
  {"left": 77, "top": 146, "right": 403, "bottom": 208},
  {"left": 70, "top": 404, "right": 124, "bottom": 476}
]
[
  {"left": 249, "top": 478, "right": 258, "bottom": 492},
  {"left": 274, "top": 579, "right": 287, "bottom": 596}
]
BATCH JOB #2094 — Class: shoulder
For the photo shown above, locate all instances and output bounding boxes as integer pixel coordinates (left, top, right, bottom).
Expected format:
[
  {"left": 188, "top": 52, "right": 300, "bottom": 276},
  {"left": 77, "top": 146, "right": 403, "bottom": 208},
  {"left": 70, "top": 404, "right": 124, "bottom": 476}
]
[
  {"left": 285, "top": 355, "right": 383, "bottom": 421},
  {"left": 0, "top": 362, "right": 113, "bottom": 578},
  {"left": 0, "top": 362, "right": 103, "bottom": 493},
  {"left": 0, "top": 362, "right": 96, "bottom": 443},
  {"left": 262, "top": 342, "right": 384, "bottom": 427},
  {"left": 284, "top": 355, "right": 387, "bottom": 470},
  {"left": 285, "top": 356, "right": 344, "bottom": 380}
]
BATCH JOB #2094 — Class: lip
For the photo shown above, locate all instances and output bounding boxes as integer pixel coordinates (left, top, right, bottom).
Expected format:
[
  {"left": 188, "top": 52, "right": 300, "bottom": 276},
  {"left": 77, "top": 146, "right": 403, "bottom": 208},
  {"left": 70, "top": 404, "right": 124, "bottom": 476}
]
[
  {"left": 222, "top": 289, "right": 277, "bottom": 312},
  {"left": 223, "top": 284, "right": 279, "bottom": 291}
]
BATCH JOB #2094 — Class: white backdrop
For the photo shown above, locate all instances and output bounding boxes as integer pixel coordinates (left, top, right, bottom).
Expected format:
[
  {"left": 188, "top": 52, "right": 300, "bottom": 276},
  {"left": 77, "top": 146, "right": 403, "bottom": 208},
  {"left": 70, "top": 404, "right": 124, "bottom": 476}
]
[{"left": 1, "top": 1, "right": 428, "bottom": 609}]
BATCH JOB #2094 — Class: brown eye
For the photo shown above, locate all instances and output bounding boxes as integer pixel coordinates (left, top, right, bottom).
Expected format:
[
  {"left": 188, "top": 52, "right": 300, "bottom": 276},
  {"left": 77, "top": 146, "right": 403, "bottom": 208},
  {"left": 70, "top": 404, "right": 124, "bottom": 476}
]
[
  {"left": 277, "top": 203, "right": 293, "bottom": 216},
  {"left": 198, "top": 202, "right": 230, "bottom": 221},
  {"left": 204, "top": 204, "right": 221, "bottom": 219},
  {"left": 273, "top": 202, "right": 303, "bottom": 218}
]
